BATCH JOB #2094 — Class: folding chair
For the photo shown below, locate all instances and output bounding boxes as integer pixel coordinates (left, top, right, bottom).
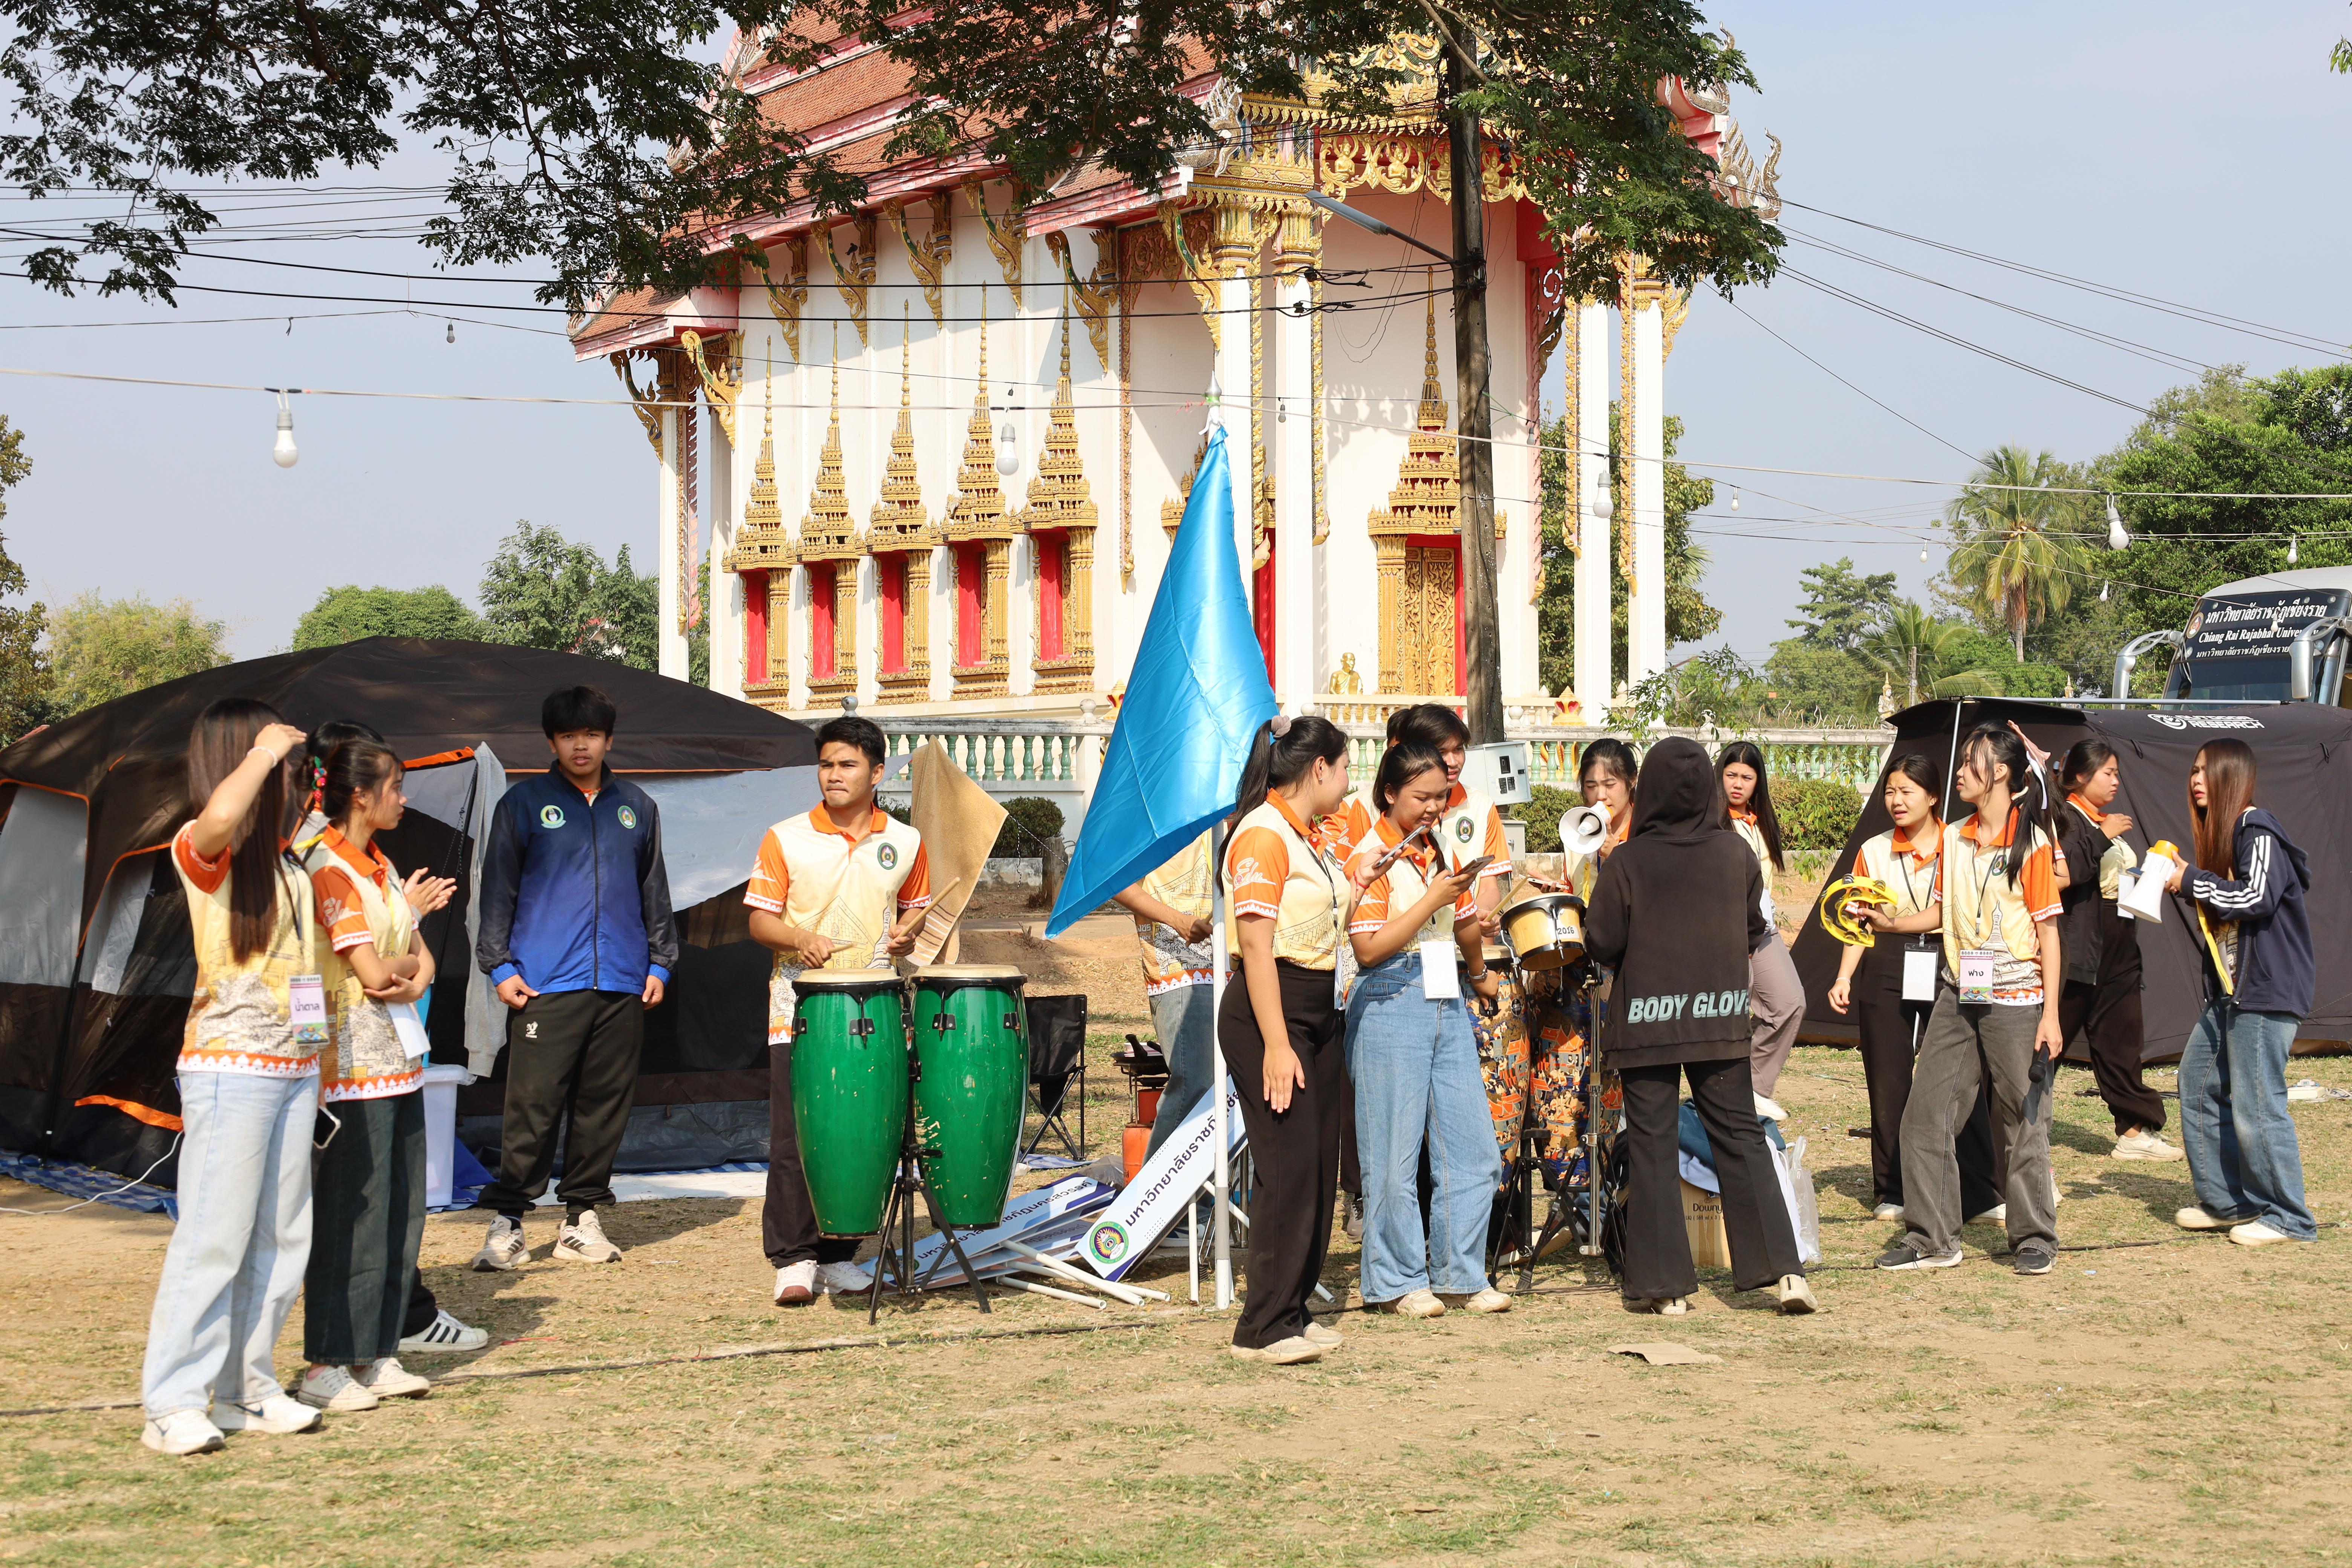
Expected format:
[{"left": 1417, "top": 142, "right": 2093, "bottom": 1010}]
[{"left": 1021, "top": 993, "right": 1089, "bottom": 1158}]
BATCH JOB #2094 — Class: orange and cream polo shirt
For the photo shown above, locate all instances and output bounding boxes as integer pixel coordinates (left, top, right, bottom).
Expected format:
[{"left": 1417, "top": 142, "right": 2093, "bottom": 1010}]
[
  {"left": 1133, "top": 831, "right": 1215, "bottom": 995},
  {"left": 1855, "top": 823, "right": 1941, "bottom": 921},
  {"left": 746, "top": 805, "right": 931, "bottom": 1044},
  {"left": 306, "top": 825, "right": 421, "bottom": 1102},
  {"left": 172, "top": 822, "right": 321, "bottom": 1078},
  {"left": 1435, "top": 782, "right": 1513, "bottom": 894},
  {"left": 1348, "top": 814, "right": 1478, "bottom": 949},
  {"left": 1937, "top": 807, "right": 2062, "bottom": 1006},
  {"left": 1223, "top": 792, "right": 1343, "bottom": 972}
]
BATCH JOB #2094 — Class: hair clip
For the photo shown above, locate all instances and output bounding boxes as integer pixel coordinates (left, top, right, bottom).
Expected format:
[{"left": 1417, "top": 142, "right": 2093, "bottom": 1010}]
[{"left": 1268, "top": 714, "right": 1292, "bottom": 738}]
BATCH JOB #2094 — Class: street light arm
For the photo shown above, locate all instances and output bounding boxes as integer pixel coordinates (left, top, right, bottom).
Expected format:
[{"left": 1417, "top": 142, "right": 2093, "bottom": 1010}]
[{"left": 1302, "top": 193, "right": 1456, "bottom": 266}]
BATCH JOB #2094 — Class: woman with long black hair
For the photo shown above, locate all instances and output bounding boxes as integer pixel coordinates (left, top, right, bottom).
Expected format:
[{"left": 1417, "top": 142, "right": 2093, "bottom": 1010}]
[
  {"left": 1873, "top": 723, "right": 2065, "bottom": 1277},
  {"left": 2166, "top": 739, "right": 2316, "bottom": 1245},
  {"left": 1717, "top": 741, "right": 1806, "bottom": 1106},
  {"left": 2053, "top": 740, "right": 2175, "bottom": 1161},
  {"left": 1827, "top": 753, "right": 2001, "bottom": 1222},
  {"left": 1220, "top": 714, "right": 1352, "bottom": 1365}
]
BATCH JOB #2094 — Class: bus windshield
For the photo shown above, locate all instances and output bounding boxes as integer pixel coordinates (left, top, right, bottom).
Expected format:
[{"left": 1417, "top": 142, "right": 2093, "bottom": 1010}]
[{"left": 2167, "top": 654, "right": 2292, "bottom": 703}]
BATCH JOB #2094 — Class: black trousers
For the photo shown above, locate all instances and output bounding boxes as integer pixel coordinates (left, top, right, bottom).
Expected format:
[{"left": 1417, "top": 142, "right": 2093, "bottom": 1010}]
[
  {"left": 1222, "top": 960, "right": 1344, "bottom": 1350},
  {"left": 305, "top": 1090, "right": 426, "bottom": 1363},
  {"left": 403, "top": 1274, "right": 439, "bottom": 1337},
  {"left": 1855, "top": 946, "right": 2003, "bottom": 1212},
  {"left": 1619, "top": 1056, "right": 1804, "bottom": 1300},
  {"left": 762, "top": 1038, "right": 866, "bottom": 1266},
  {"left": 2057, "top": 908, "right": 2164, "bottom": 1135},
  {"left": 1338, "top": 1063, "right": 1363, "bottom": 1200},
  {"left": 478, "top": 989, "right": 644, "bottom": 1218}
]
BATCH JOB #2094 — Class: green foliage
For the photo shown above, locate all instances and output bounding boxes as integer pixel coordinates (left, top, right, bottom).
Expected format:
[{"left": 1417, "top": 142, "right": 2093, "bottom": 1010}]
[
  {"left": 991, "top": 796, "right": 1065, "bottom": 858},
  {"left": 292, "top": 584, "right": 485, "bottom": 649},
  {"left": 1945, "top": 446, "right": 2093, "bottom": 660},
  {"left": 1506, "top": 784, "right": 1583, "bottom": 854},
  {"left": 1773, "top": 778, "right": 1863, "bottom": 853},
  {"left": 47, "top": 592, "right": 231, "bottom": 716},
  {"left": 1537, "top": 412, "right": 1719, "bottom": 701},
  {"left": 478, "top": 522, "right": 658, "bottom": 669},
  {"left": 0, "top": 417, "right": 46, "bottom": 743},
  {"left": 1786, "top": 558, "right": 1900, "bottom": 652},
  {"left": 1761, "top": 643, "right": 1886, "bottom": 725},
  {"left": 1861, "top": 602, "right": 2005, "bottom": 706}
]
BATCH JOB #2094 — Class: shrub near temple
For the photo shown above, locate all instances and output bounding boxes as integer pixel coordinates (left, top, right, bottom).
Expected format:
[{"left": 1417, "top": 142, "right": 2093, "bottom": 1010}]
[
  {"left": 992, "top": 796, "right": 1066, "bottom": 858},
  {"left": 1774, "top": 779, "right": 1865, "bottom": 853}
]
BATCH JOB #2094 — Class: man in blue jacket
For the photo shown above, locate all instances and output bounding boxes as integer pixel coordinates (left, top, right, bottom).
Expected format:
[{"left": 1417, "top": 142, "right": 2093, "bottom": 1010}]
[{"left": 470, "top": 687, "right": 677, "bottom": 1270}]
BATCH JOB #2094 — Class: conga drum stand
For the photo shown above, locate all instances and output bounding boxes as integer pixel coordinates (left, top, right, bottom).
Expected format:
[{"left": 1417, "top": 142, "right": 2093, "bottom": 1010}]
[{"left": 862, "top": 1044, "right": 995, "bottom": 1326}]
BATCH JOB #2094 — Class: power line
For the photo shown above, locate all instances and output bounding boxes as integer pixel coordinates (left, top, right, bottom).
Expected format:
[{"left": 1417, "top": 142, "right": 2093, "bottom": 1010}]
[{"left": 1724, "top": 298, "right": 1980, "bottom": 463}]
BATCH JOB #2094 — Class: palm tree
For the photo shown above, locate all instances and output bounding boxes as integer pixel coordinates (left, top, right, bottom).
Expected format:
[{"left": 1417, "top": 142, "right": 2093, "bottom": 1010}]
[
  {"left": 1863, "top": 602, "right": 2006, "bottom": 705},
  {"left": 1944, "top": 446, "right": 2089, "bottom": 660}
]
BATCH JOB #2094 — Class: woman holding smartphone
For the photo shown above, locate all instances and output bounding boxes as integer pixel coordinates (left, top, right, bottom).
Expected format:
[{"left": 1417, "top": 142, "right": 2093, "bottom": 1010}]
[
  {"left": 1343, "top": 742, "right": 1504, "bottom": 1320},
  {"left": 1220, "top": 714, "right": 1352, "bottom": 1366}
]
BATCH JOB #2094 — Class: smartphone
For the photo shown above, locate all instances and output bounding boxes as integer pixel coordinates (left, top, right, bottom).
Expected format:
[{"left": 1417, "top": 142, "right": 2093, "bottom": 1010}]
[
  {"left": 1452, "top": 854, "right": 1496, "bottom": 884},
  {"left": 1360, "top": 822, "right": 1431, "bottom": 882}
]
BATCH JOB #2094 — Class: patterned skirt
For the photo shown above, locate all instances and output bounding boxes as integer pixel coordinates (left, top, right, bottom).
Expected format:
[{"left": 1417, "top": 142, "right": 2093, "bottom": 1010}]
[{"left": 1477, "top": 968, "right": 1618, "bottom": 1189}]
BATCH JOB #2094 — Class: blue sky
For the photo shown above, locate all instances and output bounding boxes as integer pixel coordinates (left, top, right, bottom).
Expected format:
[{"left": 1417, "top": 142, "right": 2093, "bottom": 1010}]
[{"left": 2, "top": 2, "right": 2347, "bottom": 663}]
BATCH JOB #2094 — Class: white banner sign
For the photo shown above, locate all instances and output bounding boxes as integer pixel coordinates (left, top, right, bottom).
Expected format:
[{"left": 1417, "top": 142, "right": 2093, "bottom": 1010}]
[{"left": 1080, "top": 1081, "right": 1246, "bottom": 1281}]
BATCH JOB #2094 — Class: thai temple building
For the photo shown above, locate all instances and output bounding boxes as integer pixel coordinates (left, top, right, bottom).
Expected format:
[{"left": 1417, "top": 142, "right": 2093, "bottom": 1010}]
[{"left": 568, "top": 40, "right": 1779, "bottom": 729}]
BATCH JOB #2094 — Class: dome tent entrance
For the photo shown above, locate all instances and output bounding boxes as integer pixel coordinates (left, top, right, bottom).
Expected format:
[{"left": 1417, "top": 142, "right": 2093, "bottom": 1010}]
[
  {"left": 0, "top": 637, "right": 817, "bottom": 1183},
  {"left": 1790, "top": 697, "right": 2352, "bottom": 1061}
]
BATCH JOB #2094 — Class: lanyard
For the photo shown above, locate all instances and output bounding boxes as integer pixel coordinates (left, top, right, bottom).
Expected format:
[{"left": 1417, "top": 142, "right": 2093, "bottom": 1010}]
[{"left": 1951, "top": 819, "right": 2015, "bottom": 955}]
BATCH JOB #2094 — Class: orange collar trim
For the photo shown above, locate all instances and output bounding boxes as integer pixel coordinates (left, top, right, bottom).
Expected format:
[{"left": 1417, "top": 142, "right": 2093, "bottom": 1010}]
[
  {"left": 1888, "top": 824, "right": 1941, "bottom": 866},
  {"left": 2067, "top": 793, "right": 2108, "bottom": 825},
  {"left": 1960, "top": 807, "right": 2020, "bottom": 850},
  {"left": 808, "top": 804, "right": 888, "bottom": 844},
  {"left": 320, "top": 824, "right": 391, "bottom": 888}
]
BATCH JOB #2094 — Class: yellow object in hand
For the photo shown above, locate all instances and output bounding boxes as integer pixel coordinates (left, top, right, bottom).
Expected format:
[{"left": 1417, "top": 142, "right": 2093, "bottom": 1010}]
[{"left": 1819, "top": 875, "right": 1895, "bottom": 948}]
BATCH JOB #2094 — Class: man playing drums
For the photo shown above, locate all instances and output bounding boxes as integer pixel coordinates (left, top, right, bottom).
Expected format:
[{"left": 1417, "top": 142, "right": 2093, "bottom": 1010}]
[{"left": 745, "top": 715, "right": 930, "bottom": 1306}]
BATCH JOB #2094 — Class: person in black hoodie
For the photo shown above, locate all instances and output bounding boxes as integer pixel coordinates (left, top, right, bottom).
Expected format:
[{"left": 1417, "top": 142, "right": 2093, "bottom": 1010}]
[
  {"left": 1584, "top": 737, "right": 1816, "bottom": 1316},
  {"left": 2164, "top": 738, "right": 2317, "bottom": 1245}
]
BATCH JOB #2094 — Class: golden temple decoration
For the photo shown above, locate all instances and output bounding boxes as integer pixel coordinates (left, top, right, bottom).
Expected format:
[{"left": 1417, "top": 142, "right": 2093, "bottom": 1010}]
[
  {"left": 1157, "top": 202, "right": 1222, "bottom": 347},
  {"left": 799, "top": 334, "right": 859, "bottom": 699},
  {"left": 725, "top": 341, "right": 793, "bottom": 658},
  {"left": 1367, "top": 288, "right": 1464, "bottom": 545},
  {"left": 945, "top": 290, "right": 1014, "bottom": 696},
  {"left": 886, "top": 197, "right": 952, "bottom": 327},
  {"left": 1046, "top": 230, "right": 1117, "bottom": 372},
  {"left": 761, "top": 236, "right": 808, "bottom": 362},
  {"left": 1020, "top": 311, "right": 1098, "bottom": 693},
  {"left": 1161, "top": 432, "right": 1209, "bottom": 542},
  {"left": 680, "top": 329, "right": 742, "bottom": 447},
  {"left": 820, "top": 216, "right": 877, "bottom": 349},
  {"left": 965, "top": 176, "right": 1026, "bottom": 310},
  {"left": 610, "top": 351, "right": 668, "bottom": 452},
  {"left": 867, "top": 306, "right": 938, "bottom": 703},
  {"left": 1617, "top": 254, "right": 1638, "bottom": 594},
  {"left": 1274, "top": 205, "right": 1329, "bottom": 547},
  {"left": 1315, "top": 133, "right": 1522, "bottom": 203}
]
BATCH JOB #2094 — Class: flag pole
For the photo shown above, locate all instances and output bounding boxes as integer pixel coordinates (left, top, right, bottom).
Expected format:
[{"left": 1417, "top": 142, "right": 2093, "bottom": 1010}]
[{"left": 1209, "top": 820, "right": 1234, "bottom": 1311}]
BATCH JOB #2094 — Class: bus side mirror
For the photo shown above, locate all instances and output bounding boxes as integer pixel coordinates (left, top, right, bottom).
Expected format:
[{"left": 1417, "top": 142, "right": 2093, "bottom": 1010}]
[{"left": 2291, "top": 639, "right": 2314, "bottom": 701}]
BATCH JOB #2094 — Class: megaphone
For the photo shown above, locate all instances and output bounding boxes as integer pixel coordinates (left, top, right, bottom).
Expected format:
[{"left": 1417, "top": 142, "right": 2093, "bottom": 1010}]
[{"left": 1561, "top": 803, "right": 1611, "bottom": 857}]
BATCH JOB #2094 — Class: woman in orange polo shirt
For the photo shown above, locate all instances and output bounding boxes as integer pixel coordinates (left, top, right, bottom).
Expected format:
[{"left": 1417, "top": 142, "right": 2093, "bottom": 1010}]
[{"left": 1220, "top": 714, "right": 1351, "bottom": 1367}]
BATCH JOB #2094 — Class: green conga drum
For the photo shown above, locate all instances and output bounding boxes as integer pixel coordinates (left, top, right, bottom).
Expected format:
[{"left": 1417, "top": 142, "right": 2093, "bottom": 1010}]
[
  {"left": 910, "top": 965, "right": 1029, "bottom": 1228},
  {"left": 789, "top": 969, "right": 908, "bottom": 1236}
]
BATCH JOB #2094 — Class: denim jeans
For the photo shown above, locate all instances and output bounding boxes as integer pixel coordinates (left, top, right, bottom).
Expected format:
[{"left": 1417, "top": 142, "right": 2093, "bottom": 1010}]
[
  {"left": 142, "top": 1070, "right": 317, "bottom": 1418},
  {"left": 1144, "top": 981, "right": 1217, "bottom": 1160},
  {"left": 2179, "top": 1002, "right": 2315, "bottom": 1239},
  {"left": 1344, "top": 950, "right": 1498, "bottom": 1301}
]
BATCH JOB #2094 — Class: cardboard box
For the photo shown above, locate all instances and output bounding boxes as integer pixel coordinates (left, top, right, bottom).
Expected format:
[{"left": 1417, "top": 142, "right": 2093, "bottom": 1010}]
[{"left": 1681, "top": 1178, "right": 1731, "bottom": 1269}]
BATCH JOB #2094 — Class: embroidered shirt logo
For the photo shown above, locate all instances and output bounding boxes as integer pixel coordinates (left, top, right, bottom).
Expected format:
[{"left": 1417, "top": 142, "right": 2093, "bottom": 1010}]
[
  {"left": 618, "top": 805, "right": 637, "bottom": 829},
  {"left": 540, "top": 804, "right": 566, "bottom": 829},
  {"left": 1455, "top": 816, "right": 1474, "bottom": 842},
  {"left": 877, "top": 842, "right": 898, "bottom": 870}
]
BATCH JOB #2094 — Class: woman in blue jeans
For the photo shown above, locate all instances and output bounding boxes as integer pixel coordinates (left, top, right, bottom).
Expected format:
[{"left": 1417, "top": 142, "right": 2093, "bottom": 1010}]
[
  {"left": 1343, "top": 743, "right": 1504, "bottom": 1318},
  {"left": 2165, "top": 738, "right": 2317, "bottom": 1246}
]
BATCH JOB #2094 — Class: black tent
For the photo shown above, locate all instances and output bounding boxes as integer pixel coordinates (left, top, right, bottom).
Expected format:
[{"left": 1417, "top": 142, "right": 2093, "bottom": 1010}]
[
  {"left": 1791, "top": 697, "right": 2352, "bottom": 1059},
  {"left": 0, "top": 637, "right": 817, "bottom": 1180}
]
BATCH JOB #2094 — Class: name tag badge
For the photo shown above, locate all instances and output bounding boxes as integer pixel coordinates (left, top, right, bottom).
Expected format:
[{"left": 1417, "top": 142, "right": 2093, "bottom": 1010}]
[
  {"left": 288, "top": 974, "right": 329, "bottom": 1044},
  {"left": 1955, "top": 949, "right": 1998, "bottom": 1005},
  {"left": 1419, "top": 939, "right": 1461, "bottom": 1000},
  {"left": 1901, "top": 946, "right": 1938, "bottom": 1003},
  {"left": 388, "top": 1000, "right": 431, "bottom": 1059}
]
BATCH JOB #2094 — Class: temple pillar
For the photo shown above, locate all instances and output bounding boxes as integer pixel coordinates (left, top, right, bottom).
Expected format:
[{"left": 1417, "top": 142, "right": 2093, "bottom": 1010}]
[
  {"left": 1272, "top": 205, "right": 1318, "bottom": 708},
  {"left": 1573, "top": 301, "right": 1612, "bottom": 717},
  {"left": 1211, "top": 201, "right": 1260, "bottom": 611},
  {"left": 707, "top": 419, "right": 741, "bottom": 699},
  {"left": 656, "top": 389, "right": 686, "bottom": 680},
  {"left": 1630, "top": 294, "right": 1666, "bottom": 685}
]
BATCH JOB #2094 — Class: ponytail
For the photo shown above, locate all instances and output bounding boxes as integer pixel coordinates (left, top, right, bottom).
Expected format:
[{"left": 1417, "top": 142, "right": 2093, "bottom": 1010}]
[
  {"left": 186, "top": 698, "right": 296, "bottom": 964},
  {"left": 1233, "top": 714, "right": 1349, "bottom": 821},
  {"left": 321, "top": 739, "right": 403, "bottom": 829},
  {"left": 1960, "top": 722, "right": 2050, "bottom": 888}
]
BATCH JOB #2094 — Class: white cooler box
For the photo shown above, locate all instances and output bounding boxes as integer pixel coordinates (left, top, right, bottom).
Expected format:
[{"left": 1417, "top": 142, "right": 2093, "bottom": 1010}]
[{"left": 421, "top": 1063, "right": 474, "bottom": 1209}]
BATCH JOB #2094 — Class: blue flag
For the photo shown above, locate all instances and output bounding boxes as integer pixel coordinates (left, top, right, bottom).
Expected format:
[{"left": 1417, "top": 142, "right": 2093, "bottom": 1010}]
[{"left": 1046, "top": 426, "right": 1276, "bottom": 937}]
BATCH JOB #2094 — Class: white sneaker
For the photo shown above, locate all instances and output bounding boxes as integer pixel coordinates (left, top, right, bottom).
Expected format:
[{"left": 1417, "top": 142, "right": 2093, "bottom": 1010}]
[
  {"left": 554, "top": 1209, "right": 621, "bottom": 1263},
  {"left": 212, "top": 1393, "right": 323, "bottom": 1433},
  {"left": 1873, "top": 1202, "right": 1905, "bottom": 1222},
  {"left": 398, "top": 1309, "right": 489, "bottom": 1354},
  {"left": 470, "top": 1215, "right": 527, "bottom": 1271},
  {"left": 2176, "top": 1205, "right": 2246, "bottom": 1231},
  {"left": 1301, "top": 1320, "right": 1343, "bottom": 1348},
  {"left": 1753, "top": 1093, "right": 1789, "bottom": 1122},
  {"left": 1777, "top": 1274, "right": 1819, "bottom": 1314},
  {"left": 1228, "top": 1335, "right": 1322, "bottom": 1365},
  {"left": 1441, "top": 1287, "right": 1512, "bottom": 1314},
  {"left": 2112, "top": 1128, "right": 2183, "bottom": 1162},
  {"left": 361, "top": 1357, "right": 430, "bottom": 1399},
  {"left": 773, "top": 1260, "right": 818, "bottom": 1305},
  {"left": 1624, "top": 1295, "right": 1692, "bottom": 1315},
  {"left": 1380, "top": 1288, "right": 1446, "bottom": 1318},
  {"left": 1966, "top": 1204, "right": 2007, "bottom": 1225},
  {"left": 2230, "top": 1220, "right": 2301, "bottom": 1247},
  {"left": 296, "top": 1365, "right": 379, "bottom": 1412},
  {"left": 816, "top": 1260, "right": 873, "bottom": 1294},
  {"left": 141, "top": 1409, "right": 224, "bottom": 1455}
]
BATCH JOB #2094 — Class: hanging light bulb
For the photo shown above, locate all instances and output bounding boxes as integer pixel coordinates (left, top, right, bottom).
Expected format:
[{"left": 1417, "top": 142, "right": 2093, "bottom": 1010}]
[
  {"left": 271, "top": 391, "right": 299, "bottom": 469},
  {"left": 2105, "top": 494, "right": 2129, "bottom": 550},
  {"left": 2288, "top": 533, "right": 2300, "bottom": 565},
  {"left": 2100, "top": 579, "right": 2111, "bottom": 602},
  {"left": 1589, "top": 487, "right": 1612, "bottom": 521},
  {"left": 1920, "top": 543, "right": 1930, "bottom": 562},
  {"left": 1277, "top": 397, "right": 1287, "bottom": 424},
  {"left": 1727, "top": 491, "right": 1740, "bottom": 511},
  {"left": 995, "top": 419, "right": 1019, "bottom": 478},
  {"left": 446, "top": 320, "right": 455, "bottom": 344}
]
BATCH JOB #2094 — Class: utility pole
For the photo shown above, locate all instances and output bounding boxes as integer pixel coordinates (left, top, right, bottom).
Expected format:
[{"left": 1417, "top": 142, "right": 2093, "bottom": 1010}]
[{"left": 1444, "top": 43, "right": 1503, "bottom": 744}]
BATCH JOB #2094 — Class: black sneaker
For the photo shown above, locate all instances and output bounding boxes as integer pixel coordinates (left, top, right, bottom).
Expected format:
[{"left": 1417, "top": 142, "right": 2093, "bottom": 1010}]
[
  {"left": 1876, "top": 1237, "right": 1963, "bottom": 1271},
  {"left": 2012, "top": 1242, "right": 2057, "bottom": 1276}
]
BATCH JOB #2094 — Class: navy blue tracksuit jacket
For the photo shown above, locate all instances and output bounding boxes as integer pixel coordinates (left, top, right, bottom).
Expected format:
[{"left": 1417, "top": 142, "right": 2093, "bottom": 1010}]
[{"left": 475, "top": 766, "right": 677, "bottom": 995}]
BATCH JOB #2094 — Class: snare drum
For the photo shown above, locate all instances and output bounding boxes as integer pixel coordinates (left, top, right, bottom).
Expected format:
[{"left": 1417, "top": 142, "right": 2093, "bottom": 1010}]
[{"left": 1499, "top": 892, "right": 1587, "bottom": 971}]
